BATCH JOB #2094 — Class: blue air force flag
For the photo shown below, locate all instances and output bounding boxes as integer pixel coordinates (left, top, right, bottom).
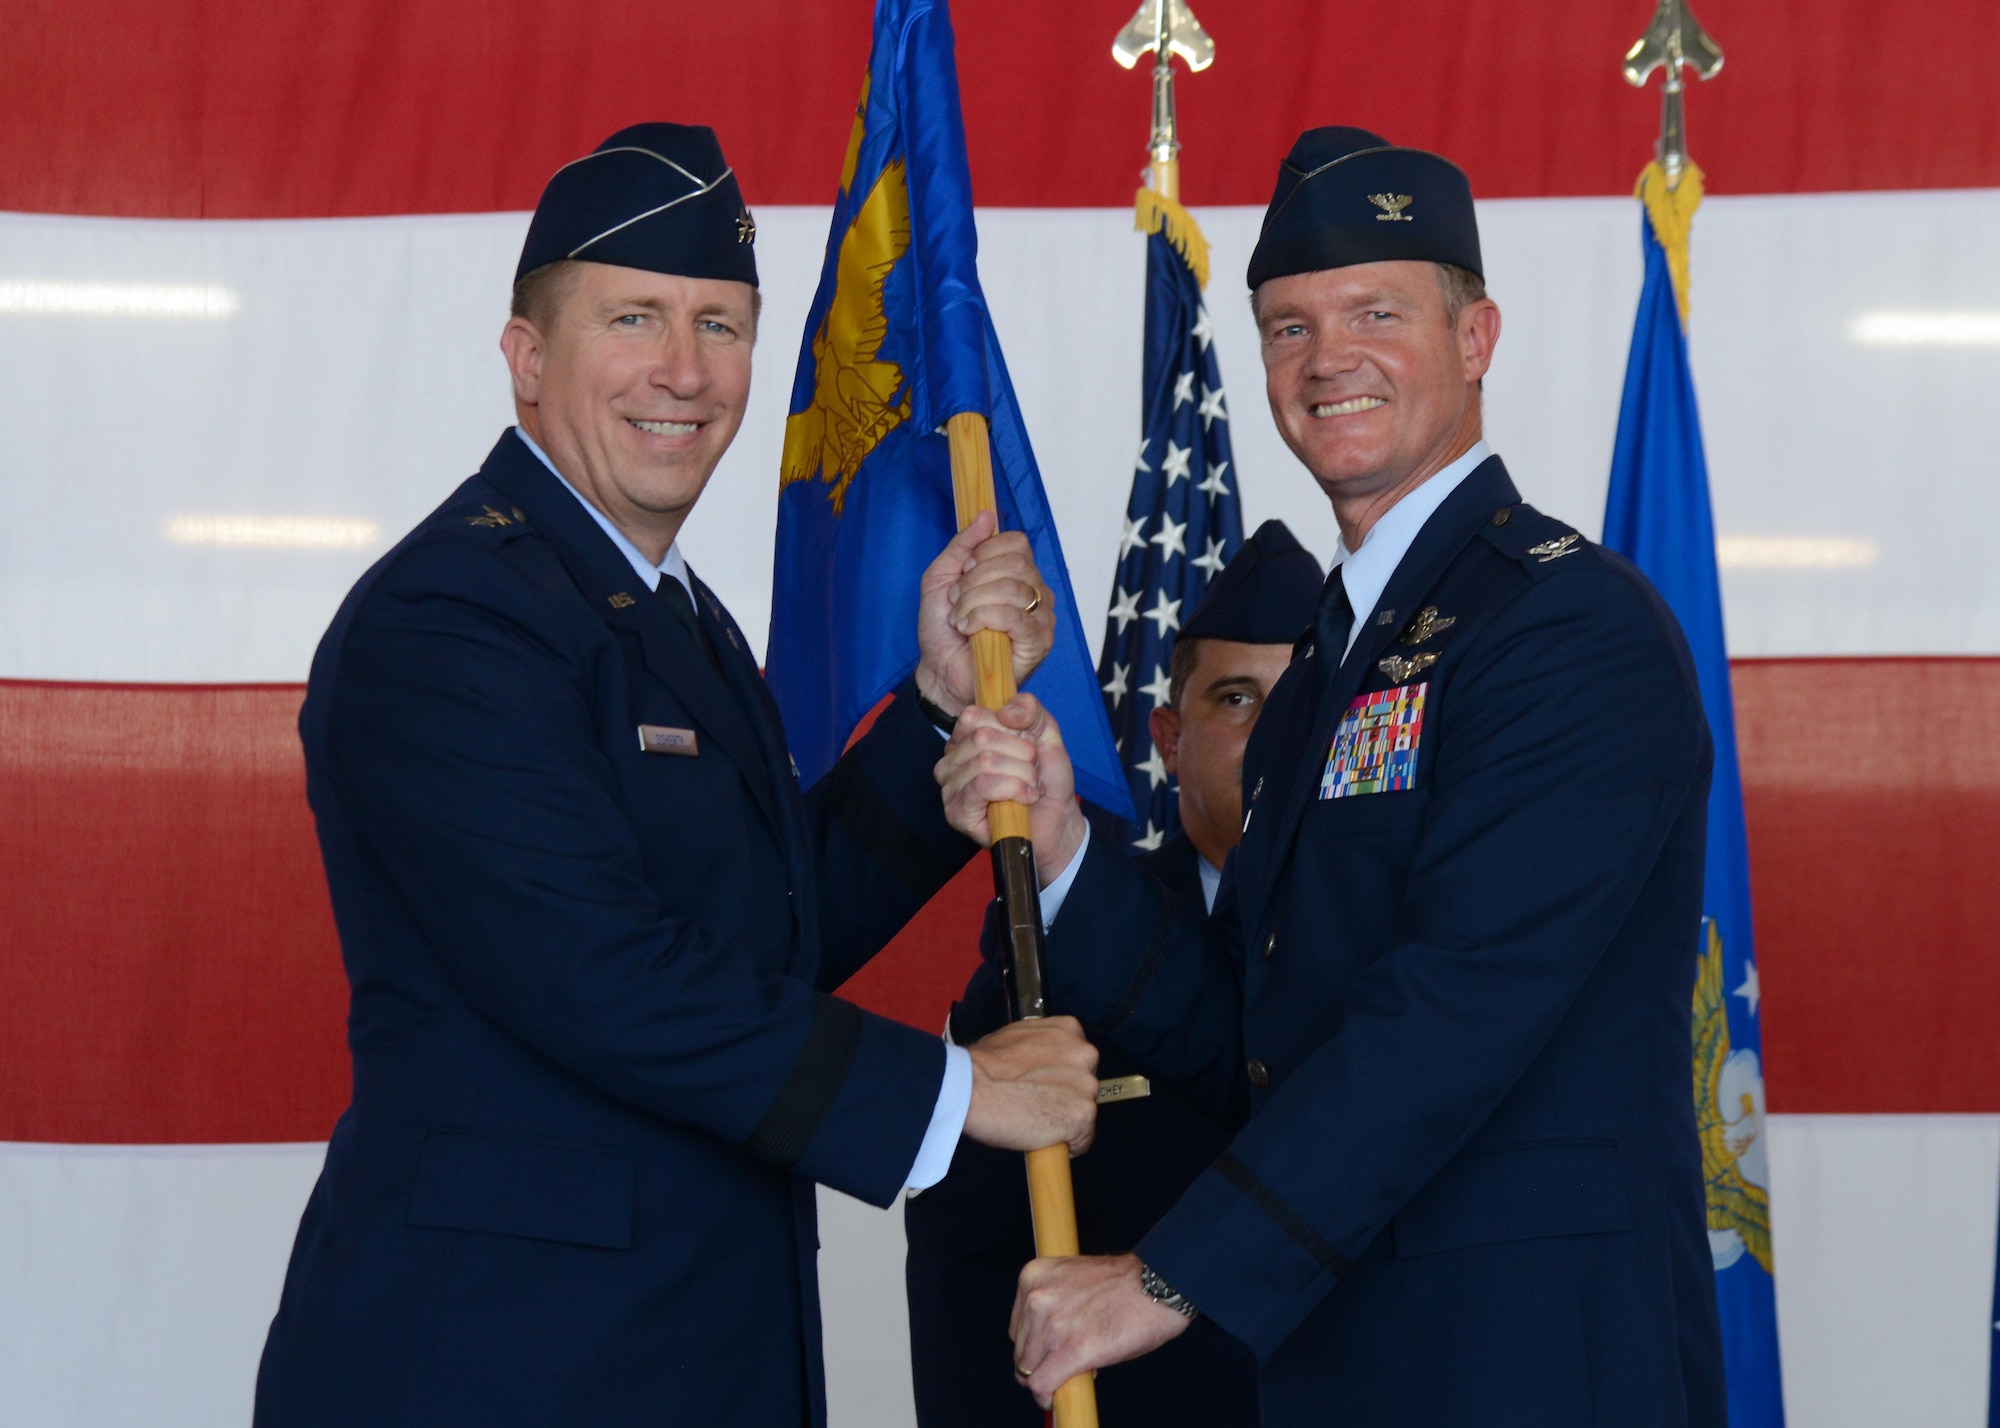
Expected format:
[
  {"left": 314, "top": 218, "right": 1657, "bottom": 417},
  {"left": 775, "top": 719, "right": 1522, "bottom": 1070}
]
[
  {"left": 1096, "top": 193, "right": 1244, "bottom": 849},
  {"left": 1603, "top": 166, "right": 1785, "bottom": 1428},
  {"left": 766, "top": 0, "right": 1130, "bottom": 820}
]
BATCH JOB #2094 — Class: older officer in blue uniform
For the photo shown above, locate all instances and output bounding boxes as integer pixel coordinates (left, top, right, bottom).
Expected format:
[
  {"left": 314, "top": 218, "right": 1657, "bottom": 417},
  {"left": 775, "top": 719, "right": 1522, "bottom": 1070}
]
[
  {"left": 253, "top": 124, "right": 1099, "bottom": 1428},
  {"left": 908, "top": 521, "right": 1321, "bottom": 1428},
  {"left": 937, "top": 128, "right": 1727, "bottom": 1427}
]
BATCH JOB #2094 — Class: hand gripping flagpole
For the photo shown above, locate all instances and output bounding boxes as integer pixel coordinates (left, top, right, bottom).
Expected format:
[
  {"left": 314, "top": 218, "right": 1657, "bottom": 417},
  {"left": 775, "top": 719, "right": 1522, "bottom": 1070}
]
[{"left": 946, "top": 412, "right": 1099, "bottom": 1428}]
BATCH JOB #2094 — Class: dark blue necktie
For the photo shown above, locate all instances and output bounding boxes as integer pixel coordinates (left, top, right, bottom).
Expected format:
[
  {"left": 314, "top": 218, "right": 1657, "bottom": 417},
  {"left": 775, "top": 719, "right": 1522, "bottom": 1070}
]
[
  {"left": 656, "top": 575, "right": 718, "bottom": 669},
  {"left": 1313, "top": 566, "right": 1354, "bottom": 708}
]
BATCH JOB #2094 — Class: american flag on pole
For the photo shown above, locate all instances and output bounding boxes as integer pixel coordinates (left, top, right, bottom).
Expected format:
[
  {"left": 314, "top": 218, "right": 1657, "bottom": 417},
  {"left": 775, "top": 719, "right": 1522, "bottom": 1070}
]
[{"left": 1095, "top": 193, "right": 1243, "bottom": 851}]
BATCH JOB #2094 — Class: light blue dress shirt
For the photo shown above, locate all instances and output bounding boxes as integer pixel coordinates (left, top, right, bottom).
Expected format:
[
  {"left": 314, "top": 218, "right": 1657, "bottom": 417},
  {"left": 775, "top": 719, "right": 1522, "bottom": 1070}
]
[{"left": 1330, "top": 440, "right": 1492, "bottom": 658}]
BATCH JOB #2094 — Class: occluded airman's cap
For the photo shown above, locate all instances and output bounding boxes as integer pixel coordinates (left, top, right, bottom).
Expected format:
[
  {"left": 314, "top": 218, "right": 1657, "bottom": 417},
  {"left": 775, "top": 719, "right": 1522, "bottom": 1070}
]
[{"left": 1180, "top": 520, "right": 1324, "bottom": 645}]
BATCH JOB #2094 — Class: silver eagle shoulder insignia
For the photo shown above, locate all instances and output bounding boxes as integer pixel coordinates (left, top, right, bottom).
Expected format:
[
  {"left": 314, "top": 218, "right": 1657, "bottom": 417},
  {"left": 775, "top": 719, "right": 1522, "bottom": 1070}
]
[{"left": 1527, "top": 532, "right": 1582, "bottom": 563}]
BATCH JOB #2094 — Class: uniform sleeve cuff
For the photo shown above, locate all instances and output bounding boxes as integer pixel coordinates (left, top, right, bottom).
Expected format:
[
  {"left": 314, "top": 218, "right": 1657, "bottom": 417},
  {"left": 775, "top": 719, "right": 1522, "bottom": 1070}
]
[
  {"left": 1036, "top": 821, "right": 1091, "bottom": 928},
  {"left": 905, "top": 1042, "right": 972, "bottom": 1191}
]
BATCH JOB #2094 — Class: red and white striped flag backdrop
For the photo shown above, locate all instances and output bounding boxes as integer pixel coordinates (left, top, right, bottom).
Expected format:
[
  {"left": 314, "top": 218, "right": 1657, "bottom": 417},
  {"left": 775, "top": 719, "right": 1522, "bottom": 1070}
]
[{"left": 3, "top": 2, "right": 1997, "bottom": 1423}]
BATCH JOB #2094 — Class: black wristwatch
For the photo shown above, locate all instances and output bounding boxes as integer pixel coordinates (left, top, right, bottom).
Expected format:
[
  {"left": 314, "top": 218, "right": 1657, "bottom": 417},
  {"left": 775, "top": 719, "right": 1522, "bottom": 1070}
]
[
  {"left": 914, "top": 686, "right": 959, "bottom": 736},
  {"left": 1138, "top": 1263, "right": 1200, "bottom": 1321}
]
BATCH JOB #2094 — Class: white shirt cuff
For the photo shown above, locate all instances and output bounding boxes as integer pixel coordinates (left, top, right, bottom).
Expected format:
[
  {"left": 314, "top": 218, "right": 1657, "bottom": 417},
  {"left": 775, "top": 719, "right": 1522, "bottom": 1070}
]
[
  {"left": 1036, "top": 821, "right": 1090, "bottom": 928},
  {"left": 905, "top": 1042, "right": 973, "bottom": 1192}
]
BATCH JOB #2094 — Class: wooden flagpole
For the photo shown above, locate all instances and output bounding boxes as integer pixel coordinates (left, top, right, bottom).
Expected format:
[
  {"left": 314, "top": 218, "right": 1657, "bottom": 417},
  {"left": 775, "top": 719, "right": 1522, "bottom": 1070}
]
[{"left": 945, "top": 411, "right": 1098, "bottom": 1428}]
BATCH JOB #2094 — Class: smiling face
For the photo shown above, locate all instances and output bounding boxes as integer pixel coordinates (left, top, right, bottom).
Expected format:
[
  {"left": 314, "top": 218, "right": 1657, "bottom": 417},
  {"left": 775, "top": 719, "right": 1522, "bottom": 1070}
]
[
  {"left": 1254, "top": 261, "right": 1499, "bottom": 545},
  {"left": 501, "top": 261, "right": 757, "bottom": 562}
]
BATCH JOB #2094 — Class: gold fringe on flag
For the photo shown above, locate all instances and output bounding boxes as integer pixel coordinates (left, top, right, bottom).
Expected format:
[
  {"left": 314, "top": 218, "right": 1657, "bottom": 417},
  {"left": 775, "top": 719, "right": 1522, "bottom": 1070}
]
[
  {"left": 1134, "top": 186, "right": 1210, "bottom": 291},
  {"left": 1635, "top": 159, "right": 1705, "bottom": 328}
]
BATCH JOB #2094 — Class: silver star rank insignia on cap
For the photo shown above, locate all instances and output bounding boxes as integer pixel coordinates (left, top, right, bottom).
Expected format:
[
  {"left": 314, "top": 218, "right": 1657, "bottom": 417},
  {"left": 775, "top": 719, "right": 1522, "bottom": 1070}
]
[
  {"left": 1369, "top": 193, "right": 1413, "bottom": 222},
  {"left": 736, "top": 210, "right": 756, "bottom": 244}
]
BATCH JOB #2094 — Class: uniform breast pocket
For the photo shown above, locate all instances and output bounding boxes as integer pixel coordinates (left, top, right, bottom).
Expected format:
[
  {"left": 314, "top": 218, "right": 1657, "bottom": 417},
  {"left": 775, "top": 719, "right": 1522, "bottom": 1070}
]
[{"left": 1314, "top": 785, "right": 1430, "bottom": 835}]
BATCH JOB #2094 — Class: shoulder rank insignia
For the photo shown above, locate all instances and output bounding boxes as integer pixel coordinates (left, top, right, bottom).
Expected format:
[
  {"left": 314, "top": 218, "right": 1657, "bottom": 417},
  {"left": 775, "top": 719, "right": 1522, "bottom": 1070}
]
[
  {"left": 465, "top": 505, "right": 513, "bottom": 529},
  {"left": 1377, "top": 651, "right": 1438, "bottom": 683},
  {"left": 1398, "top": 606, "right": 1456, "bottom": 646},
  {"left": 1527, "top": 532, "right": 1582, "bottom": 563}
]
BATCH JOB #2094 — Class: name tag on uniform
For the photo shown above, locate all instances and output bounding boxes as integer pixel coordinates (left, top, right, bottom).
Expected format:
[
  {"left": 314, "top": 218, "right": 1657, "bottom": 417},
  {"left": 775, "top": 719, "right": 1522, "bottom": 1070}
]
[
  {"left": 637, "top": 724, "right": 699, "bottom": 757},
  {"left": 1319, "top": 682, "right": 1426, "bottom": 799}
]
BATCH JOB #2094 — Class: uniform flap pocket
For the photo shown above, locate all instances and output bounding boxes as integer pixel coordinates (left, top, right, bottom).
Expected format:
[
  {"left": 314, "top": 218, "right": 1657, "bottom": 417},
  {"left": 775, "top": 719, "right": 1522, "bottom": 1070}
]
[
  {"left": 408, "top": 1125, "right": 634, "bottom": 1250},
  {"left": 1393, "top": 1139, "right": 1631, "bottom": 1259},
  {"left": 1315, "top": 786, "right": 1429, "bottom": 834}
]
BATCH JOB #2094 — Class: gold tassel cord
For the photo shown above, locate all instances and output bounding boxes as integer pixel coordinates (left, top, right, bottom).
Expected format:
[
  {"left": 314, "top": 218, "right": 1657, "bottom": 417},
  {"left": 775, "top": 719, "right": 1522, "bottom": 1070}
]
[
  {"left": 1133, "top": 186, "right": 1210, "bottom": 291},
  {"left": 1635, "top": 159, "right": 1704, "bottom": 328}
]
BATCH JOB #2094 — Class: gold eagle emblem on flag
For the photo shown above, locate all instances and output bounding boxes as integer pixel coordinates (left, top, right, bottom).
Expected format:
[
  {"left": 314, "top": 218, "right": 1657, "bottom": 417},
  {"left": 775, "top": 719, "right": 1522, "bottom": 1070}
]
[
  {"left": 1694, "top": 918, "right": 1774, "bottom": 1274},
  {"left": 780, "top": 83, "right": 913, "bottom": 517}
]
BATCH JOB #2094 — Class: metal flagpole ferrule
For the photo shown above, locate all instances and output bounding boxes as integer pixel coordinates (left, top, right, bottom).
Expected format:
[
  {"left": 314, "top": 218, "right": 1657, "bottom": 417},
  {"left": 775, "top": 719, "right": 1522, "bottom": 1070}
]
[{"left": 992, "top": 837, "right": 1049, "bottom": 1021}]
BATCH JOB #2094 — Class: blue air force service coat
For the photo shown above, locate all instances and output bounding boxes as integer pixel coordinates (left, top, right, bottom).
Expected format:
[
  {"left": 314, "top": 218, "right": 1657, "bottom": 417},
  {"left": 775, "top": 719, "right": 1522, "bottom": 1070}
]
[
  {"left": 904, "top": 829, "right": 1258, "bottom": 1428},
  {"left": 254, "top": 431, "right": 976, "bottom": 1427},
  {"left": 1041, "top": 457, "right": 1728, "bottom": 1428}
]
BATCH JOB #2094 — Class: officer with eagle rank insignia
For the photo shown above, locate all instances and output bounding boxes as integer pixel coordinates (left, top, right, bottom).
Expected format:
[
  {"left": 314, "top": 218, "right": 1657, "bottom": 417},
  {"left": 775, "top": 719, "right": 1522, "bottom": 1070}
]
[
  {"left": 253, "top": 124, "right": 1102, "bottom": 1428},
  {"left": 937, "top": 127, "right": 1728, "bottom": 1427}
]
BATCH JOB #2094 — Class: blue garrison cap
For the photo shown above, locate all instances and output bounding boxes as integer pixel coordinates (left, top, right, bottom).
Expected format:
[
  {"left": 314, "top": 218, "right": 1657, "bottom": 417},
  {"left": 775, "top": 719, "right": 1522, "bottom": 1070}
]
[
  {"left": 1246, "top": 126, "right": 1481, "bottom": 289},
  {"left": 515, "top": 123, "right": 758, "bottom": 287},
  {"left": 1179, "top": 520, "right": 1324, "bottom": 645}
]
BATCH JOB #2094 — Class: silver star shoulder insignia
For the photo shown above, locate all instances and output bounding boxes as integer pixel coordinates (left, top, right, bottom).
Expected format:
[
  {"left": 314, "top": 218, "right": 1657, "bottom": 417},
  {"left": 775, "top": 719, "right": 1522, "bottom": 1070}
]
[
  {"left": 736, "top": 210, "right": 757, "bottom": 244},
  {"left": 1377, "top": 651, "right": 1439, "bottom": 683},
  {"left": 1369, "top": 193, "right": 1414, "bottom": 222},
  {"left": 1527, "top": 533, "right": 1583, "bottom": 563},
  {"left": 465, "top": 504, "right": 513, "bottom": 528},
  {"left": 1399, "top": 606, "right": 1457, "bottom": 646}
]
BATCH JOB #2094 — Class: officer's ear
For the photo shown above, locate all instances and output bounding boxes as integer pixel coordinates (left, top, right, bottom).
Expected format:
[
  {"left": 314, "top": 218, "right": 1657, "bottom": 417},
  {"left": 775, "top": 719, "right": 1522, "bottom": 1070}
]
[
  {"left": 1149, "top": 705, "right": 1181, "bottom": 776},
  {"left": 500, "top": 315, "right": 548, "bottom": 410}
]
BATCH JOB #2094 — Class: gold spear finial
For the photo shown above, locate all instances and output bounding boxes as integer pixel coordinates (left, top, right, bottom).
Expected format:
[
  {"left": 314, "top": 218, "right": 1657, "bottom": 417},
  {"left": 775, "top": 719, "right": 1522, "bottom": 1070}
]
[
  {"left": 1623, "top": 0, "right": 1723, "bottom": 191},
  {"left": 1112, "top": 0, "right": 1213, "bottom": 202},
  {"left": 1625, "top": 0, "right": 1723, "bottom": 324}
]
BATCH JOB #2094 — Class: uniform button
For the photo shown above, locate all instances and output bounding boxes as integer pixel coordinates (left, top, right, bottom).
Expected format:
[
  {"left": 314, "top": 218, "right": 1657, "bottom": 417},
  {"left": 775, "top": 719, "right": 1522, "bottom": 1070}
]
[
  {"left": 1261, "top": 931, "right": 1278, "bottom": 961},
  {"left": 1491, "top": 507, "right": 1512, "bottom": 527},
  {"left": 1247, "top": 1059, "right": 1271, "bottom": 1088}
]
